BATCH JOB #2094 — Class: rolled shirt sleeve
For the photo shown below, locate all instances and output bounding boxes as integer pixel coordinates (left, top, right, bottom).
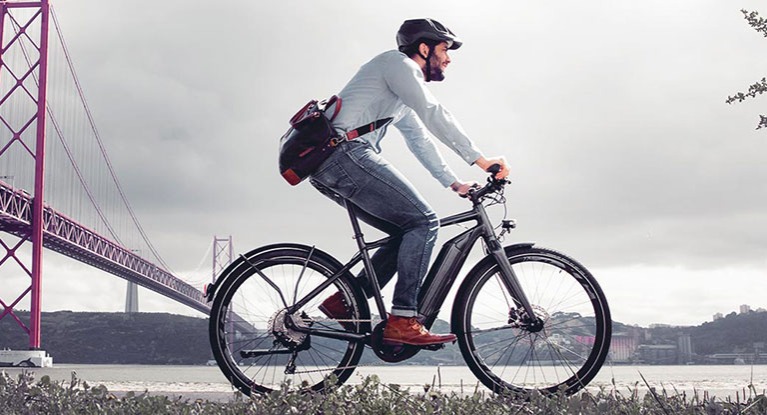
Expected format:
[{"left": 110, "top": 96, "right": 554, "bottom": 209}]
[
  {"left": 384, "top": 55, "right": 484, "bottom": 166},
  {"left": 394, "top": 110, "right": 460, "bottom": 187}
]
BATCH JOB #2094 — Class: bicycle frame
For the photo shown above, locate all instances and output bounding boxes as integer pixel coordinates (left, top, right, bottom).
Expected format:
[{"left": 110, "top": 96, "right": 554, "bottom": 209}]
[
  {"left": 284, "top": 190, "right": 538, "bottom": 341},
  {"left": 209, "top": 174, "right": 611, "bottom": 395}
]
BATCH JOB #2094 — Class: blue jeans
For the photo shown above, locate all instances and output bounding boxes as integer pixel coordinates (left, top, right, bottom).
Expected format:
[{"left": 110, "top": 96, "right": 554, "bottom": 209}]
[{"left": 309, "top": 140, "right": 439, "bottom": 317}]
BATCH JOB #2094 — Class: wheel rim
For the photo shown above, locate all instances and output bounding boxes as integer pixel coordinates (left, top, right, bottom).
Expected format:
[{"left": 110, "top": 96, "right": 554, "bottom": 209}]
[
  {"left": 212, "top": 255, "right": 363, "bottom": 394},
  {"left": 460, "top": 251, "right": 609, "bottom": 394}
]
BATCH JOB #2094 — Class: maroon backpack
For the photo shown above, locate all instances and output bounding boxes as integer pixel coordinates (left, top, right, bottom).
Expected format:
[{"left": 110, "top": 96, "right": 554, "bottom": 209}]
[{"left": 278, "top": 96, "right": 391, "bottom": 185}]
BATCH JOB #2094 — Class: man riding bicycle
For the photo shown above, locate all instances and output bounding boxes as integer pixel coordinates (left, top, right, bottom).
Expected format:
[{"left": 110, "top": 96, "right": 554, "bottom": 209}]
[{"left": 312, "top": 18, "right": 509, "bottom": 346}]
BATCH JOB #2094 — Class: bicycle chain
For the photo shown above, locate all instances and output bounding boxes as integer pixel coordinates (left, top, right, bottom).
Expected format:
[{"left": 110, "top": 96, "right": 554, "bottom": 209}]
[
  {"left": 263, "top": 315, "right": 454, "bottom": 375},
  {"left": 283, "top": 316, "right": 386, "bottom": 375}
]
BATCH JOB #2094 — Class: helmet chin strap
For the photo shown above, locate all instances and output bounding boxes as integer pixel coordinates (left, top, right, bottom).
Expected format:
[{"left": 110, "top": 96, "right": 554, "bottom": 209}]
[{"left": 418, "top": 45, "right": 434, "bottom": 82}]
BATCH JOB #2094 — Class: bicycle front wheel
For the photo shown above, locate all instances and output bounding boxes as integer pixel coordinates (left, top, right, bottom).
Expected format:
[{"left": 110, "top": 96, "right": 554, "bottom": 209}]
[
  {"left": 452, "top": 246, "right": 611, "bottom": 395},
  {"left": 209, "top": 245, "right": 368, "bottom": 395}
]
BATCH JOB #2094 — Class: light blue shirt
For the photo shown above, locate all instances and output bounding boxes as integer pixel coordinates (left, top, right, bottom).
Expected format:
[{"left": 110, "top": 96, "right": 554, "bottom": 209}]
[{"left": 329, "top": 50, "right": 484, "bottom": 187}]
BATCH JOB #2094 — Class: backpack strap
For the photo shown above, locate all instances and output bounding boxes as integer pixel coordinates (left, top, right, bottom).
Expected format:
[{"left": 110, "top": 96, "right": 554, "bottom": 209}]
[
  {"left": 343, "top": 118, "right": 393, "bottom": 140},
  {"left": 324, "top": 95, "right": 342, "bottom": 121}
]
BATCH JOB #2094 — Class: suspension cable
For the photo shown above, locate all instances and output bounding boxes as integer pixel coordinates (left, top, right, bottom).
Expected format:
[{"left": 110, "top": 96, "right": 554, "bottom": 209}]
[
  {"left": 49, "top": 6, "right": 172, "bottom": 271},
  {"left": 6, "top": 8, "right": 126, "bottom": 246}
]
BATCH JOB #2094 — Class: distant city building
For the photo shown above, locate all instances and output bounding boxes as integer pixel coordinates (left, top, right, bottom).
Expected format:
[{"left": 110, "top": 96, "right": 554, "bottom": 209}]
[
  {"left": 713, "top": 312, "right": 723, "bottom": 321},
  {"left": 740, "top": 304, "right": 752, "bottom": 314},
  {"left": 677, "top": 334, "right": 693, "bottom": 364},
  {"left": 757, "top": 308, "right": 767, "bottom": 313},
  {"left": 649, "top": 323, "right": 671, "bottom": 329},
  {"left": 610, "top": 335, "right": 639, "bottom": 362},
  {"left": 635, "top": 344, "right": 677, "bottom": 365}
]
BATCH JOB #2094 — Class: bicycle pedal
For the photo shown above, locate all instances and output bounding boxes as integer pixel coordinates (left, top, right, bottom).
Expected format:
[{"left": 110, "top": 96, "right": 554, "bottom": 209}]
[{"left": 422, "top": 343, "right": 445, "bottom": 351}]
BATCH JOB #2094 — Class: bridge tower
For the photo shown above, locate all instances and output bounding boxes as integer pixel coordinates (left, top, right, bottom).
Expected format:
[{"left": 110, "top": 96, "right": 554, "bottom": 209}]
[
  {"left": 212, "top": 235, "right": 233, "bottom": 282},
  {"left": 0, "top": 0, "right": 52, "bottom": 365},
  {"left": 212, "top": 235, "right": 234, "bottom": 350}
]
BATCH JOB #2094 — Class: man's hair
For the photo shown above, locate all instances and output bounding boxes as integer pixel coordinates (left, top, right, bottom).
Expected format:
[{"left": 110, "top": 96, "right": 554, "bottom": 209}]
[{"left": 399, "top": 38, "right": 440, "bottom": 58}]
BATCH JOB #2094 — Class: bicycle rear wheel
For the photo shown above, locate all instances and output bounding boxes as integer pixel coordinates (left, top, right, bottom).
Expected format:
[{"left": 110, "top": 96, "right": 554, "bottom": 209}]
[
  {"left": 209, "top": 245, "right": 368, "bottom": 395},
  {"left": 452, "top": 246, "right": 611, "bottom": 395}
]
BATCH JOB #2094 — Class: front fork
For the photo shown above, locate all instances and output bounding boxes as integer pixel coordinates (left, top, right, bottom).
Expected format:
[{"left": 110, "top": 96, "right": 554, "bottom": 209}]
[{"left": 476, "top": 204, "right": 540, "bottom": 328}]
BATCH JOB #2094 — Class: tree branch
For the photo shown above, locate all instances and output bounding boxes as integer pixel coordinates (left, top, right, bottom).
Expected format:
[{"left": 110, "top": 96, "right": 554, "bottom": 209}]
[
  {"left": 741, "top": 9, "right": 767, "bottom": 37},
  {"left": 726, "top": 78, "right": 767, "bottom": 104},
  {"left": 728, "top": 10, "right": 766, "bottom": 130}
]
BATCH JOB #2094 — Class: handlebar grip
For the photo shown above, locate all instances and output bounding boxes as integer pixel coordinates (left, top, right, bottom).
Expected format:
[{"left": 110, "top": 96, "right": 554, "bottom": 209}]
[{"left": 487, "top": 164, "right": 502, "bottom": 175}]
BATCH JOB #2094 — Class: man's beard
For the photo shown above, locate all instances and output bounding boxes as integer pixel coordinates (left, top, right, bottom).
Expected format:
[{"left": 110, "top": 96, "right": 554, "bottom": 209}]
[{"left": 427, "top": 55, "right": 446, "bottom": 82}]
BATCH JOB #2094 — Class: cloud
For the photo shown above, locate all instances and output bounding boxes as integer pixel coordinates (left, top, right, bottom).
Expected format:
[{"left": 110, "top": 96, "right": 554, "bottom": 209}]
[{"left": 2, "top": 0, "right": 766, "bottom": 328}]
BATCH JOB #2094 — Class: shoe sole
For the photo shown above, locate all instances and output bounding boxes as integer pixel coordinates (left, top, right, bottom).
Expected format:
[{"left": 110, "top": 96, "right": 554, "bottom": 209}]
[{"left": 382, "top": 337, "right": 457, "bottom": 346}]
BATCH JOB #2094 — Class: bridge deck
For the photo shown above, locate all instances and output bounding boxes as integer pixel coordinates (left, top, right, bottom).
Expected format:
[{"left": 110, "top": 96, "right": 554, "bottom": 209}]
[{"left": 0, "top": 180, "right": 209, "bottom": 314}]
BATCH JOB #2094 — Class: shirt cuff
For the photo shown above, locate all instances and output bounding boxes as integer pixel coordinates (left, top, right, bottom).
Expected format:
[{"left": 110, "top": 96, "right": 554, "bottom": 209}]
[
  {"left": 461, "top": 148, "right": 484, "bottom": 165},
  {"left": 436, "top": 170, "right": 459, "bottom": 188}
]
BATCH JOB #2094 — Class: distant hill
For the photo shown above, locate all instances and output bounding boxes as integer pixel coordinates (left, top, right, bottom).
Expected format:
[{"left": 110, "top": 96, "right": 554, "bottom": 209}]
[
  {"left": 624, "top": 311, "right": 767, "bottom": 355},
  {"left": 1, "top": 311, "right": 211, "bottom": 365},
  {"left": 692, "top": 311, "right": 767, "bottom": 355},
  {"left": 4, "top": 310, "right": 767, "bottom": 365},
  {"left": 0, "top": 311, "right": 463, "bottom": 365}
]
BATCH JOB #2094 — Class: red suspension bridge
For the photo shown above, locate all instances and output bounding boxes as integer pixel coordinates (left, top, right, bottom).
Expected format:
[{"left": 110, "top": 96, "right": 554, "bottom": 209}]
[{"left": 0, "top": 0, "right": 216, "bottom": 362}]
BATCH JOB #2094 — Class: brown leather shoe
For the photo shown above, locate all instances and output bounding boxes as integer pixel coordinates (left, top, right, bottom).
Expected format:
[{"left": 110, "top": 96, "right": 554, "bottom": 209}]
[
  {"left": 318, "top": 291, "right": 356, "bottom": 331},
  {"left": 382, "top": 315, "right": 457, "bottom": 346}
]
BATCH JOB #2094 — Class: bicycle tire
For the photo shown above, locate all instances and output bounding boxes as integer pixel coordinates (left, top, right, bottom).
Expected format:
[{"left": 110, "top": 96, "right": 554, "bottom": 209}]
[
  {"left": 452, "top": 246, "right": 611, "bottom": 395},
  {"left": 209, "top": 245, "right": 368, "bottom": 395}
]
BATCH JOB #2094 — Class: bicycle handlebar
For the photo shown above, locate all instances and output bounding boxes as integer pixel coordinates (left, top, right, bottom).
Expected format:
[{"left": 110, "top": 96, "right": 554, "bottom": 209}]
[
  {"left": 486, "top": 163, "right": 502, "bottom": 176},
  {"left": 467, "top": 163, "right": 509, "bottom": 203}
]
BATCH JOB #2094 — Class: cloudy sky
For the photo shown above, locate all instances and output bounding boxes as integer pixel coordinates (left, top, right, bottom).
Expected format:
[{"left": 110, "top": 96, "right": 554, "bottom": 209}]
[{"left": 4, "top": 0, "right": 767, "bottom": 329}]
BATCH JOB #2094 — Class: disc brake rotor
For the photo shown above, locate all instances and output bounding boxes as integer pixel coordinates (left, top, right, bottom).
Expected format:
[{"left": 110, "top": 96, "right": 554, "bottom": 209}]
[{"left": 508, "top": 304, "right": 550, "bottom": 335}]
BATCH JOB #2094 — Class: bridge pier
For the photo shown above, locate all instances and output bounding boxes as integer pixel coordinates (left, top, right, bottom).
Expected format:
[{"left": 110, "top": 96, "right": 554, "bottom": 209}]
[
  {"left": 0, "top": 350, "right": 53, "bottom": 368},
  {"left": 125, "top": 281, "right": 139, "bottom": 313}
]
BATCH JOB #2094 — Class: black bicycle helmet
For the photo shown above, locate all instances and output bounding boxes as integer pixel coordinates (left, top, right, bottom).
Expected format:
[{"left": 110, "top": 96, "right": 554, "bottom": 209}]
[{"left": 396, "top": 18, "right": 462, "bottom": 51}]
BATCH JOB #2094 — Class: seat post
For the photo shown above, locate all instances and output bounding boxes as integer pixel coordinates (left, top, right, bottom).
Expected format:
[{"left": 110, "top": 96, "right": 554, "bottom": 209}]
[
  {"left": 343, "top": 200, "right": 388, "bottom": 320},
  {"left": 344, "top": 200, "right": 366, "bottom": 249}
]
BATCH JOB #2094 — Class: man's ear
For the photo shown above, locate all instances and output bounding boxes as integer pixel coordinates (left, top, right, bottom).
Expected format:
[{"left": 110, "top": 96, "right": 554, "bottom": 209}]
[{"left": 417, "top": 42, "right": 430, "bottom": 59}]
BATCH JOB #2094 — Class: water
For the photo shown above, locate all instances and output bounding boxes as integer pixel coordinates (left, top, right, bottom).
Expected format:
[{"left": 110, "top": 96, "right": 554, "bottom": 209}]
[{"left": 3, "top": 364, "right": 766, "bottom": 400}]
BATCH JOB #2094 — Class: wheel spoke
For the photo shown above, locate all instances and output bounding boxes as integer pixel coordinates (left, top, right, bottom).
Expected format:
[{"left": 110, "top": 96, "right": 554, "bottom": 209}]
[
  {"left": 209, "top": 250, "right": 366, "bottom": 395},
  {"left": 456, "top": 247, "right": 610, "bottom": 395}
]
